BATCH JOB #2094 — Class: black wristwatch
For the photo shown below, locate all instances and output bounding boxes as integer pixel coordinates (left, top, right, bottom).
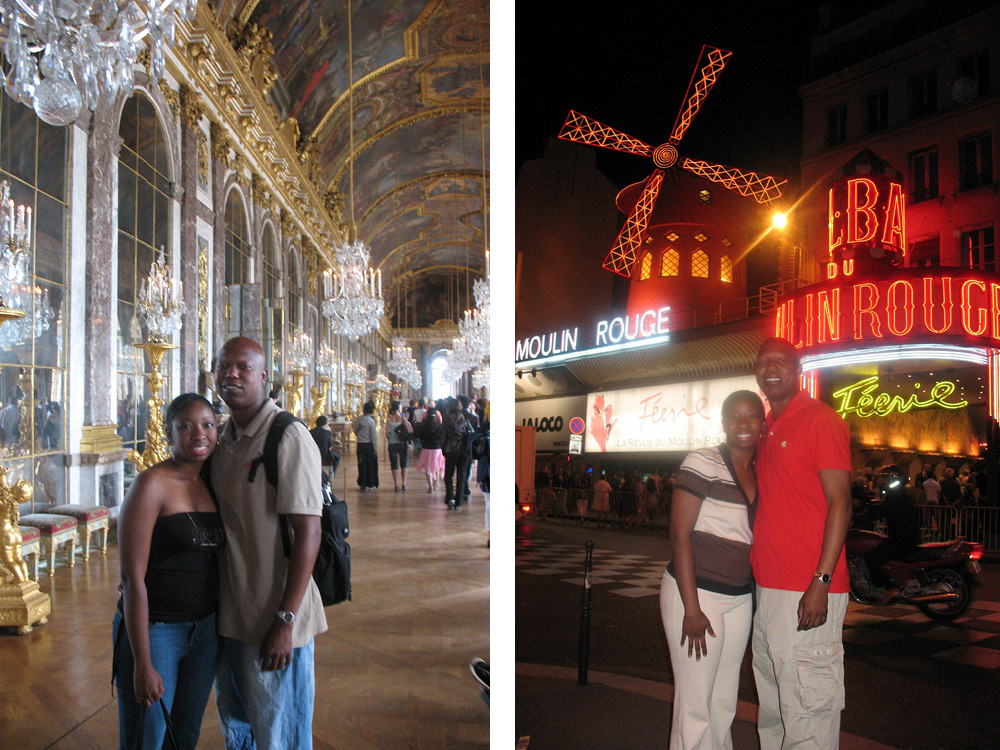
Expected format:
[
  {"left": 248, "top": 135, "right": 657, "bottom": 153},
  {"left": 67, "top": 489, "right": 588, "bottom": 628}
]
[{"left": 813, "top": 571, "right": 832, "bottom": 585}]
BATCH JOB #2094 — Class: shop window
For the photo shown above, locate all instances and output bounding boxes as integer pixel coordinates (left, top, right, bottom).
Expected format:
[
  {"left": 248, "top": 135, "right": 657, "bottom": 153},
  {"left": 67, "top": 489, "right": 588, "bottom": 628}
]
[
  {"left": 909, "top": 69, "right": 937, "bottom": 118},
  {"left": 962, "top": 226, "right": 996, "bottom": 273},
  {"left": 638, "top": 252, "right": 652, "bottom": 280},
  {"left": 826, "top": 104, "right": 846, "bottom": 147},
  {"left": 863, "top": 89, "right": 888, "bottom": 133},
  {"left": 691, "top": 249, "right": 709, "bottom": 279},
  {"left": 958, "top": 132, "right": 993, "bottom": 191},
  {"left": 660, "top": 248, "right": 678, "bottom": 277},
  {"left": 720, "top": 255, "right": 733, "bottom": 283},
  {"left": 957, "top": 51, "right": 990, "bottom": 100},
  {"left": 117, "top": 92, "right": 173, "bottom": 479},
  {"left": 908, "top": 147, "right": 938, "bottom": 203},
  {"left": 698, "top": 189, "right": 711, "bottom": 205}
]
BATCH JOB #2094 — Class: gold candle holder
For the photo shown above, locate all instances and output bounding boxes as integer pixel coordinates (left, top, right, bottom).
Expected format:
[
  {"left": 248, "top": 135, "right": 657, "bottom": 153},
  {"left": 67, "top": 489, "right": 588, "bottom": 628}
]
[{"left": 127, "top": 341, "right": 177, "bottom": 473}]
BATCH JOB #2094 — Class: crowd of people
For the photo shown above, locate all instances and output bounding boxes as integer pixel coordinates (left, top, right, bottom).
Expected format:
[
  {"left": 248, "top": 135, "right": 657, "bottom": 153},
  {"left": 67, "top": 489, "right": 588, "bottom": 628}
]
[{"left": 533, "top": 463, "right": 678, "bottom": 523}]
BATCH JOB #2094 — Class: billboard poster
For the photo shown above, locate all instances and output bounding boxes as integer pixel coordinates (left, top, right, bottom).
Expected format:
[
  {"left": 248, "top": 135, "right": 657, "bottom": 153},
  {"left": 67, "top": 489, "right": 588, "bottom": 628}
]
[
  {"left": 515, "top": 395, "right": 588, "bottom": 452},
  {"left": 585, "top": 376, "right": 759, "bottom": 453}
]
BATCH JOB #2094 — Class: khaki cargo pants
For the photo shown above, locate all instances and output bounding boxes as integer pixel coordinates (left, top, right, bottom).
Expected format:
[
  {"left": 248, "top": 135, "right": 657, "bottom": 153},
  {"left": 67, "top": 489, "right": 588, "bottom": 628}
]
[{"left": 752, "top": 586, "right": 848, "bottom": 749}]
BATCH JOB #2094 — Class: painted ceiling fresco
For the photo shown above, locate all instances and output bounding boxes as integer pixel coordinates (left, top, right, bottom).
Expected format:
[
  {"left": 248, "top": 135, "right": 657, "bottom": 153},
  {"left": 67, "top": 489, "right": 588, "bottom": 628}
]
[{"left": 214, "top": 0, "right": 489, "bottom": 329}]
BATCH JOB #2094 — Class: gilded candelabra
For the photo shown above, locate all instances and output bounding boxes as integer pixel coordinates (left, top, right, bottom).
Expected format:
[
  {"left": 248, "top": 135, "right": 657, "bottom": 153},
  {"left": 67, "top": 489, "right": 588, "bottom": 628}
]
[
  {"left": 308, "top": 344, "right": 336, "bottom": 428},
  {"left": 128, "top": 249, "right": 184, "bottom": 473},
  {"left": 373, "top": 373, "right": 392, "bottom": 422},
  {"left": 0, "top": 466, "right": 50, "bottom": 633},
  {"left": 285, "top": 327, "right": 312, "bottom": 418}
]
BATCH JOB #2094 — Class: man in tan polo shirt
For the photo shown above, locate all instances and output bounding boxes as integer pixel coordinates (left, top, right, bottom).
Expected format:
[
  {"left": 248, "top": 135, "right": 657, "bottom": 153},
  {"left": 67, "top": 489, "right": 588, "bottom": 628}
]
[{"left": 211, "top": 337, "right": 327, "bottom": 749}]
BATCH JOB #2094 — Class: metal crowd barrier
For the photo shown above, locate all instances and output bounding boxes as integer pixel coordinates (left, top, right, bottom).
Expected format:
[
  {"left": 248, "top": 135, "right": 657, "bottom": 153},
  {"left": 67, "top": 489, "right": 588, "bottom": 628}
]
[
  {"left": 528, "top": 495, "right": 1000, "bottom": 554},
  {"left": 533, "top": 487, "right": 671, "bottom": 528}
]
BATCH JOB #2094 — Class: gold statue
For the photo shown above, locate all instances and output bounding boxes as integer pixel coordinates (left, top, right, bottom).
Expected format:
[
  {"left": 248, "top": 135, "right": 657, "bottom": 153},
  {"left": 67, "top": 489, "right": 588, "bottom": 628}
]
[
  {"left": 307, "top": 384, "right": 326, "bottom": 429},
  {"left": 0, "top": 466, "right": 50, "bottom": 633},
  {"left": 128, "top": 342, "right": 176, "bottom": 473}
]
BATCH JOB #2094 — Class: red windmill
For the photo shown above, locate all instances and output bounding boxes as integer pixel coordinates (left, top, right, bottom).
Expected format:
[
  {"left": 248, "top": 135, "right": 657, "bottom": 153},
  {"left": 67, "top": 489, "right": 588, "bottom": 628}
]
[{"left": 559, "top": 45, "right": 787, "bottom": 277}]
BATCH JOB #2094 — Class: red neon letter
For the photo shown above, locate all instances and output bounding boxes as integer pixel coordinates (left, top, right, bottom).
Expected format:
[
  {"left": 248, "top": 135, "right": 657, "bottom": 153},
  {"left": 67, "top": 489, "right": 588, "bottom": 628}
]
[
  {"left": 961, "top": 279, "right": 988, "bottom": 336},
  {"left": 847, "top": 178, "right": 878, "bottom": 245},
  {"left": 923, "top": 277, "right": 953, "bottom": 334},
  {"left": 804, "top": 293, "right": 816, "bottom": 347},
  {"left": 827, "top": 263, "right": 838, "bottom": 280},
  {"left": 992, "top": 283, "right": 1000, "bottom": 341},
  {"left": 881, "top": 182, "right": 906, "bottom": 252},
  {"left": 886, "top": 280, "right": 915, "bottom": 336},
  {"left": 828, "top": 188, "right": 842, "bottom": 254},
  {"left": 842, "top": 259, "right": 854, "bottom": 277},
  {"left": 818, "top": 289, "right": 841, "bottom": 343},
  {"left": 854, "top": 283, "right": 881, "bottom": 340}
]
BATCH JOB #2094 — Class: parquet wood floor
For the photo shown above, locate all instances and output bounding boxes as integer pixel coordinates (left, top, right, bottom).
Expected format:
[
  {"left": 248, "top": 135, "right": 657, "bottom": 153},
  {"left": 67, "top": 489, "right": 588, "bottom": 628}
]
[{"left": 0, "top": 457, "right": 490, "bottom": 748}]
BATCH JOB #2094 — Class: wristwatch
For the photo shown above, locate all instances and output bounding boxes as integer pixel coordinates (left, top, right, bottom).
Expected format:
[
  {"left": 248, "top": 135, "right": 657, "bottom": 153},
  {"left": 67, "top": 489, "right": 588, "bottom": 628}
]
[
  {"left": 276, "top": 609, "right": 296, "bottom": 624},
  {"left": 813, "top": 571, "right": 832, "bottom": 585}
]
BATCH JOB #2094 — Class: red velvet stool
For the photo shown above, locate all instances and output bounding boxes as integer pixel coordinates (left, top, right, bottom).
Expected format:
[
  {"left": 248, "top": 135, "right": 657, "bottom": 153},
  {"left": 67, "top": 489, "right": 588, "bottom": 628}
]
[
  {"left": 39, "top": 504, "right": 110, "bottom": 561},
  {"left": 19, "top": 514, "right": 77, "bottom": 574},
  {"left": 17, "top": 525, "right": 41, "bottom": 581}
]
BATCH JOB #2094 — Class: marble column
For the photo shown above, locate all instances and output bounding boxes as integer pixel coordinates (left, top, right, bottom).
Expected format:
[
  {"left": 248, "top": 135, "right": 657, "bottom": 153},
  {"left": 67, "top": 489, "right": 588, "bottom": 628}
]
[
  {"left": 75, "top": 98, "right": 127, "bottom": 514},
  {"left": 178, "top": 87, "right": 202, "bottom": 391},
  {"left": 210, "top": 123, "right": 229, "bottom": 354}
]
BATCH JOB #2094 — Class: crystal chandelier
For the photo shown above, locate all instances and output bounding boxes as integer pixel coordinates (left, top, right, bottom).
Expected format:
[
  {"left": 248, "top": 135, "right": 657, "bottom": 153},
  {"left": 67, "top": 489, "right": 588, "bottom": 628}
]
[
  {"left": 316, "top": 343, "right": 337, "bottom": 381},
  {"left": 0, "top": 283, "right": 54, "bottom": 349},
  {"left": 389, "top": 336, "right": 421, "bottom": 390},
  {"left": 344, "top": 361, "right": 366, "bottom": 388},
  {"left": 0, "top": 180, "right": 31, "bottom": 309},
  {"left": 321, "top": 241, "right": 383, "bottom": 341},
  {"left": 0, "top": 0, "right": 197, "bottom": 126},
  {"left": 136, "top": 247, "right": 183, "bottom": 343},
  {"left": 286, "top": 327, "right": 312, "bottom": 371},
  {"left": 471, "top": 362, "right": 490, "bottom": 391}
]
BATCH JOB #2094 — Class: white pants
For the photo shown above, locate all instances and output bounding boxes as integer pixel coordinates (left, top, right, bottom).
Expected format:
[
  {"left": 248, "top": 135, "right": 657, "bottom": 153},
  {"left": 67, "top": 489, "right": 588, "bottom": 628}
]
[
  {"left": 752, "top": 586, "right": 848, "bottom": 750},
  {"left": 660, "top": 571, "right": 752, "bottom": 750}
]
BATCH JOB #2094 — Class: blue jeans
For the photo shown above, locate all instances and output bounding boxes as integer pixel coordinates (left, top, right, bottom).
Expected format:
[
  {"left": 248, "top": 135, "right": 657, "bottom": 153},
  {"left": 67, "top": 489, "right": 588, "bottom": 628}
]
[
  {"left": 113, "top": 610, "right": 218, "bottom": 750},
  {"left": 215, "top": 635, "right": 315, "bottom": 750}
]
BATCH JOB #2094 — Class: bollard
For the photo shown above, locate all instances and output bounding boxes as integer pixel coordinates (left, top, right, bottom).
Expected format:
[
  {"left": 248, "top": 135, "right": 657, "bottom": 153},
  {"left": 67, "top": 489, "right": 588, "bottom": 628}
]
[{"left": 577, "top": 539, "right": 595, "bottom": 685}]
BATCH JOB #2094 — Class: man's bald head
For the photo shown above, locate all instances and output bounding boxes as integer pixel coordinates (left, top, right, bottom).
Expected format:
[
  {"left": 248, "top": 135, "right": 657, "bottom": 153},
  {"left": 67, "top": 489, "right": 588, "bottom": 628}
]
[{"left": 215, "top": 336, "right": 269, "bottom": 424}]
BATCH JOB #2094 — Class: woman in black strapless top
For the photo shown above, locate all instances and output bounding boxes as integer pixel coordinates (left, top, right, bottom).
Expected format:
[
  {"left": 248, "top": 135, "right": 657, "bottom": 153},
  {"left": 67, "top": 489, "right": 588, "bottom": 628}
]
[{"left": 114, "top": 394, "right": 224, "bottom": 749}]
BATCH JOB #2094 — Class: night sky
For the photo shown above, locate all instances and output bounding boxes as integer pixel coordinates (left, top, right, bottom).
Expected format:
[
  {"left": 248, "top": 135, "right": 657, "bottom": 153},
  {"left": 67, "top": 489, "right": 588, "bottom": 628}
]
[{"left": 516, "top": 2, "right": 875, "bottom": 192}]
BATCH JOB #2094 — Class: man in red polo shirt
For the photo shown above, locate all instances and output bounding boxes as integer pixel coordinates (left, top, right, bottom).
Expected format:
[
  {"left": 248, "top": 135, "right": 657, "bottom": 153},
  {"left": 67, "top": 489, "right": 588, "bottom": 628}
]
[{"left": 751, "top": 337, "right": 853, "bottom": 749}]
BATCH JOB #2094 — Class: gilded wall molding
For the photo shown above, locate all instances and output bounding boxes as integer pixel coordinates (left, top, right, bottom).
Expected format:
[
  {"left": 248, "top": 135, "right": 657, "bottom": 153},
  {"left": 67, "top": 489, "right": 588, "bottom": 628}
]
[
  {"left": 179, "top": 84, "right": 204, "bottom": 128},
  {"left": 158, "top": 79, "right": 179, "bottom": 117},
  {"left": 209, "top": 121, "right": 231, "bottom": 165},
  {"left": 196, "top": 130, "right": 209, "bottom": 189},
  {"left": 197, "top": 238, "right": 209, "bottom": 371},
  {"left": 165, "top": 3, "right": 345, "bottom": 270}
]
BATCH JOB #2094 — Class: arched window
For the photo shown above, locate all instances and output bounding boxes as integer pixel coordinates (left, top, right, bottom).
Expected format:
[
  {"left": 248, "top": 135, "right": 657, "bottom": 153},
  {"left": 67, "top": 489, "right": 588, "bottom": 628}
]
[
  {"left": 720, "top": 255, "right": 733, "bottom": 283},
  {"left": 0, "top": 89, "right": 69, "bottom": 507},
  {"left": 224, "top": 188, "right": 254, "bottom": 338},
  {"left": 261, "top": 224, "right": 283, "bottom": 387},
  {"left": 639, "top": 252, "right": 652, "bottom": 280},
  {"left": 660, "top": 248, "right": 679, "bottom": 277},
  {"left": 431, "top": 352, "right": 452, "bottom": 401},
  {"left": 117, "top": 92, "right": 173, "bottom": 474},
  {"left": 691, "top": 249, "right": 709, "bottom": 278}
]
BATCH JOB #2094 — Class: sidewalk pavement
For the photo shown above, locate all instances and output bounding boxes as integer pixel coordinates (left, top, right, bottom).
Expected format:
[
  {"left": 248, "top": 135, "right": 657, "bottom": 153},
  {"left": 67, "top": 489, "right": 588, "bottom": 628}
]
[{"left": 515, "top": 663, "right": 898, "bottom": 750}]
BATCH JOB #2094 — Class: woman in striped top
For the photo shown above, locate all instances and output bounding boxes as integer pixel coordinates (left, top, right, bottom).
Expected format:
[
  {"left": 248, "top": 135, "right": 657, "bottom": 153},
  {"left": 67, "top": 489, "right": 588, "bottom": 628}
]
[{"left": 659, "top": 390, "right": 764, "bottom": 749}]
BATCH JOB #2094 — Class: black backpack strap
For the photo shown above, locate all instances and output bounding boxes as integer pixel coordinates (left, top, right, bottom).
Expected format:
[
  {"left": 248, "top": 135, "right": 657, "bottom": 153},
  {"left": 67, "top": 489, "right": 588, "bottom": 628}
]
[{"left": 259, "top": 411, "right": 298, "bottom": 558}]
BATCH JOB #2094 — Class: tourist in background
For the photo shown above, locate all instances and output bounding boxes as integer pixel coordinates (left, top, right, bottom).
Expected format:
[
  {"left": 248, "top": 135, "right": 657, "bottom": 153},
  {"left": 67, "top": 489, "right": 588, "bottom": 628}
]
[
  {"left": 386, "top": 400, "right": 413, "bottom": 491},
  {"left": 353, "top": 401, "right": 379, "bottom": 491},
  {"left": 416, "top": 406, "right": 445, "bottom": 493}
]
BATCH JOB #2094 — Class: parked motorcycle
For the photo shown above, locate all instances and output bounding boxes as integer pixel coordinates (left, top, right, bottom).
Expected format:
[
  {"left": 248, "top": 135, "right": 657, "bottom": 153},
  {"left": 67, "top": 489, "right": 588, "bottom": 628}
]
[{"left": 845, "top": 529, "right": 983, "bottom": 620}]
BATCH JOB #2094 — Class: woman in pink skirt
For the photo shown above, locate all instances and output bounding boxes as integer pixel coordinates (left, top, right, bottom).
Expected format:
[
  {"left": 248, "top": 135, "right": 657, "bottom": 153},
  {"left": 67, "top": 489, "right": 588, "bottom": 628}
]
[{"left": 416, "top": 407, "right": 446, "bottom": 492}]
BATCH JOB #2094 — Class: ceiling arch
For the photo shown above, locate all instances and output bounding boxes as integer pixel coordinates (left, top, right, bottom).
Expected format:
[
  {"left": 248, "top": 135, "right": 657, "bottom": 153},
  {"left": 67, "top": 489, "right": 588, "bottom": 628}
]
[{"left": 214, "top": 0, "right": 488, "bottom": 329}]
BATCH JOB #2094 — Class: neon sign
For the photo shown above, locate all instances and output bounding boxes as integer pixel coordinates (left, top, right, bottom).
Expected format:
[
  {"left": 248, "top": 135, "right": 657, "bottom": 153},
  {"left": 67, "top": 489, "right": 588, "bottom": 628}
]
[
  {"left": 833, "top": 375, "right": 968, "bottom": 418},
  {"left": 829, "top": 177, "right": 906, "bottom": 259},
  {"left": 774, "top": 270, "right": 1000, "bottom": 353},
  {"left": 595, "top": 305, "right": 671, "bottom": 346},
  {"left": 516, "top": 328, "right": 579, "bottom": 361}
]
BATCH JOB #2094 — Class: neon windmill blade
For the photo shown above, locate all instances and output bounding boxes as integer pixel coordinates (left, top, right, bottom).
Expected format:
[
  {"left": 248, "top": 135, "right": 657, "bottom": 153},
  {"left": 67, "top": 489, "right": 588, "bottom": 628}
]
[{"left": 558, "top": 44, "right": 787, "bottom": 276}]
